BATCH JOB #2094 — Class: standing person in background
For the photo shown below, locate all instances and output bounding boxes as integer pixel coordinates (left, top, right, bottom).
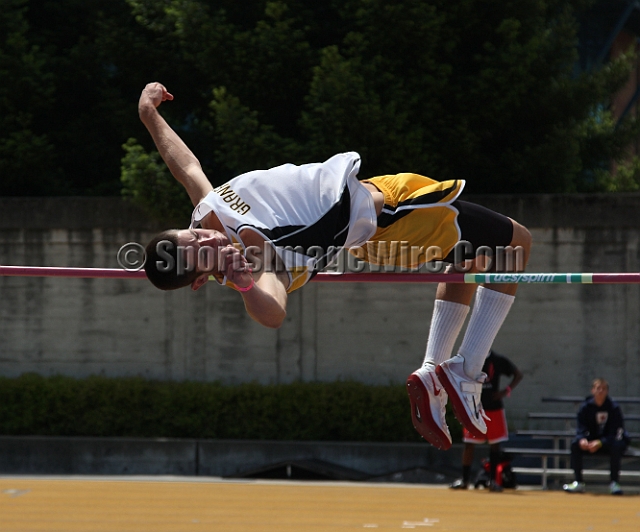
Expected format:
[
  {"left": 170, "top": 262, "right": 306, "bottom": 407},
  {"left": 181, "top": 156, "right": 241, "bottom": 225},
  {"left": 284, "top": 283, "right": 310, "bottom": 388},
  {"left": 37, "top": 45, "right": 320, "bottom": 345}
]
[
  {"left": 563, "top": 378, "right": 630, "bottom": 495},
  {"left": 450, "top": 350, "right": 523, "bottom": 491}
]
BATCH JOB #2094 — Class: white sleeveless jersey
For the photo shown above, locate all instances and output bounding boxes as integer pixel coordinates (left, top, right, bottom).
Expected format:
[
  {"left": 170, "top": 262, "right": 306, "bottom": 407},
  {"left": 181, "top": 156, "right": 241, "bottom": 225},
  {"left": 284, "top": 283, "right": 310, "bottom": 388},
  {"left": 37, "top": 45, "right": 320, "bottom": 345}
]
[{"left": 191, "top": 152, "right": 377, "bottom": 292}]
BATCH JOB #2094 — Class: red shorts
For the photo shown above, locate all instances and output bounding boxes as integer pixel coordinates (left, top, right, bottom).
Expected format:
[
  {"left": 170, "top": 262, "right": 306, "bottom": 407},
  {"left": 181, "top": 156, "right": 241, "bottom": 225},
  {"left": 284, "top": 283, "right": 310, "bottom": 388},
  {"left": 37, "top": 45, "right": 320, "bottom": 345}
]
[{"left": 462, "top": 408, "right": 508, "bottom": 444}]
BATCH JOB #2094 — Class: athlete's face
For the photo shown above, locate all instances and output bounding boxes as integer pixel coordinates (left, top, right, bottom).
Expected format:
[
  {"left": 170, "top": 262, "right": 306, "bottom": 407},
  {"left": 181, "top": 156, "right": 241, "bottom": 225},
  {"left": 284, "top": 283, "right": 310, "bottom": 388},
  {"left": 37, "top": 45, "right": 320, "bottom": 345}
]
[{"left": 175, "top": 228, "right": 230, "bottom": 273}]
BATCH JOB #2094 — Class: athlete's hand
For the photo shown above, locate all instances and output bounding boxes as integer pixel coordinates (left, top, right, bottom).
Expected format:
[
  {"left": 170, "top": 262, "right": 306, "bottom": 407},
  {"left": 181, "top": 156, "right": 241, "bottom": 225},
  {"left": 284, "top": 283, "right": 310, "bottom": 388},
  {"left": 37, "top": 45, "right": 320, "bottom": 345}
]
[
  {"left": 139, "top": 82, "right": 174, "bottom": 114},
  {"left": 219, "top": 245, "right": 253, "bottom": 290}
]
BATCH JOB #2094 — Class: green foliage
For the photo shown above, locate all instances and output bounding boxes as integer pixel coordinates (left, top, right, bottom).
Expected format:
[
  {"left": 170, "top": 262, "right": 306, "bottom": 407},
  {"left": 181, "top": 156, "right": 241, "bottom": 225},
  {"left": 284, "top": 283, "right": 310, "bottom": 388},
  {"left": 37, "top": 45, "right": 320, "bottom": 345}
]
[
  {"left": 0, "top": 0, "right": 58, "bottom": 194},
  {"left": 209, "top": 87, "right": 304, "bottom": 174},
  {"left": 0, "top": 373, "right": 463, "bottom": 443},
  {"left": 122, "top": 0, "right": 640, "bottom": 197},
  {"left": 593, "top": 157, "right": 640, "bottom": 192},
  {"left": 2, "top": 0, "right": 638, "bottom": 198},
  {"left": 120, "top": 138, "right": 192, "bottom": 224}
]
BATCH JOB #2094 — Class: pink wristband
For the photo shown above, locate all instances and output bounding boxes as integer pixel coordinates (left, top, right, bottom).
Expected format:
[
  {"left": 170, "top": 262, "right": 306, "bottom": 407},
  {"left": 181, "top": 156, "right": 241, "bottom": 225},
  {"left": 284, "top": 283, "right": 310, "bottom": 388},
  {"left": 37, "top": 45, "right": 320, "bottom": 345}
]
[
  {"left": 505, "top": 386, "right": 512, "bottom": 397},
  {"left": 235, "top": 277, "right": 255, "bottom": 292}
]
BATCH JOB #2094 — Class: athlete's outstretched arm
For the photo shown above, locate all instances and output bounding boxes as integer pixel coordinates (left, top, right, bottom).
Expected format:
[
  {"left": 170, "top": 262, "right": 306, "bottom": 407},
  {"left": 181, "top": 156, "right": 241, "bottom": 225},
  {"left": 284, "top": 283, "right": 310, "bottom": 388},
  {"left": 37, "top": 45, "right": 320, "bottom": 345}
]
[{"left": 138, "top": 82, "right": 213, "bottom": 206}]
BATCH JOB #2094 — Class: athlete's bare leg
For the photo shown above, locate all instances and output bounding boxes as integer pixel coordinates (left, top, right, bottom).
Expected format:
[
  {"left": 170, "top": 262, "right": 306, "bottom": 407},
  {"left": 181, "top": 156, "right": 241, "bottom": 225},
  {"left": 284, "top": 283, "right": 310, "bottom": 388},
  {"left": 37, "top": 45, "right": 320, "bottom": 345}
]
[{"left": 436, "top": 218, "right": 532, "bottom": 303}]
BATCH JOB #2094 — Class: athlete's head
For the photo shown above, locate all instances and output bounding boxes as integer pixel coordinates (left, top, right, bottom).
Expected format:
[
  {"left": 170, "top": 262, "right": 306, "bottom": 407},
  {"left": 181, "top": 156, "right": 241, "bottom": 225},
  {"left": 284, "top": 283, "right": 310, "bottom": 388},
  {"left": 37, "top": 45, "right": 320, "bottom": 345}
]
[{"left": 144, "top": 228, "right": 229, "bottom": 291}]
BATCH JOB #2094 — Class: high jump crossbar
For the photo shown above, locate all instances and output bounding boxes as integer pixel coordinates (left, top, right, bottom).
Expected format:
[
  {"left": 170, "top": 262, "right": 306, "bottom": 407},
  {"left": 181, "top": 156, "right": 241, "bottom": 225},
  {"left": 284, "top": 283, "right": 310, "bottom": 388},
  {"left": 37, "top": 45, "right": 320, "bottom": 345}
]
[{"left": 1, "top": 266, "right": 639, "bottom": 284}]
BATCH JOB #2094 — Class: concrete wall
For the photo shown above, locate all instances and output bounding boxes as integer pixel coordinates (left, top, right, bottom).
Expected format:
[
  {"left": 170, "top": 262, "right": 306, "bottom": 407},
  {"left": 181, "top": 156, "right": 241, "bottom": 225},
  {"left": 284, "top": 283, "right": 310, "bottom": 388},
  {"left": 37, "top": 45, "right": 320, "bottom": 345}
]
[
  {"left": 1, "top": 195, "right": 640, "bottom": 429},
  {"left": 0, "top": 436, "right": 459, "bottom": 481}
]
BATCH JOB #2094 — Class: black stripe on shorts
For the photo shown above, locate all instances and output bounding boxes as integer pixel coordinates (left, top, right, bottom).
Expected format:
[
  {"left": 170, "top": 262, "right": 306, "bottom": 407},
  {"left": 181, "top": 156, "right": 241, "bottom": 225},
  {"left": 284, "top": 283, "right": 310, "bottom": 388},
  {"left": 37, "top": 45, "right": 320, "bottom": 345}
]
[{"left": 443, "top": 200, "right": 514, "bottom": 263}]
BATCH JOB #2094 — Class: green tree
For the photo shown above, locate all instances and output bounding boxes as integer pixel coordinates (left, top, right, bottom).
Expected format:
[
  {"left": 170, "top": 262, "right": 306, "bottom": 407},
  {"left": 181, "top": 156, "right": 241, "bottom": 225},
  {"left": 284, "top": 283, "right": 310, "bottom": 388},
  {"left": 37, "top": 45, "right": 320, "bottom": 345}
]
[
  {"left": 0, "top": 0, "right": 57, "bottom": 195},
  {"left": 3, "top": 1, "right": 636, "bottom": 202},
  {"left": 120, "top": 138, "right": 191, "bottom": 223},
  {"left": 296, "top": 0, "right": 639, "bottom": 192},
  {"left": 121, "top": 0, "right": 638, "bottom": 216},
  {"left": 0, "top": 0, "right": 189, "bottom": 196},
  {"left": 24, "top": 0, "right": 170, "bottom": 195}
]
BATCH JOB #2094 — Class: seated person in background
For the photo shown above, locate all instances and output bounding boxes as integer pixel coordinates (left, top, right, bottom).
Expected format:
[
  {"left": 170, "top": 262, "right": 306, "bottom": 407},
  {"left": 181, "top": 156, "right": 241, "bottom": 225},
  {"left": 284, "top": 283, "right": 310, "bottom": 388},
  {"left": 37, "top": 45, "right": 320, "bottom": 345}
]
[
  {"left": 563, "top": 378, "right": 630, "bottom": 495},
  {"left": 449, "top": 350, "right": 522, "bottom": 491}
]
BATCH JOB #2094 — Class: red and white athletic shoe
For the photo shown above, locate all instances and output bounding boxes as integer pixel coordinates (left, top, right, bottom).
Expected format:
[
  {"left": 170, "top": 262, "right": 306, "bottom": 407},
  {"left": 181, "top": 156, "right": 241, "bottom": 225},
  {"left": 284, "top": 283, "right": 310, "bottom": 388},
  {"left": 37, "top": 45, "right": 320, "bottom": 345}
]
[
  {"left": 406, "top": 367, "right": 452, "bottom": 450},
  {"left": 436, "top": 354, "right": 490, "bottom": 438}
]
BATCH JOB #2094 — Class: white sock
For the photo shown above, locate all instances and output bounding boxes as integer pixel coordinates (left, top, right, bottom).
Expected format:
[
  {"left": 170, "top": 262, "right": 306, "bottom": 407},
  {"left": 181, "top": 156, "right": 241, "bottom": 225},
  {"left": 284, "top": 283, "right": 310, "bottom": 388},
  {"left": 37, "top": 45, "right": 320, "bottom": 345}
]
[
  {"left": 422, "top": 299, "right": 469, "bottom": 370},
  {"left": 459, "top": 286, "right": 515, "bottom": 378}
]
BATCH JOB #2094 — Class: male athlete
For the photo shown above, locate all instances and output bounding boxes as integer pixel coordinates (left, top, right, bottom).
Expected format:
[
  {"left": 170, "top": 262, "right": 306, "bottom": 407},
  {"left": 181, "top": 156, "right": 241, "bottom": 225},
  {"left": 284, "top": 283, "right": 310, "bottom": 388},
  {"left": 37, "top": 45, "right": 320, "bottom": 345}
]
[{"left": 138, "top": 82, "right": 532, "bottom": 450}]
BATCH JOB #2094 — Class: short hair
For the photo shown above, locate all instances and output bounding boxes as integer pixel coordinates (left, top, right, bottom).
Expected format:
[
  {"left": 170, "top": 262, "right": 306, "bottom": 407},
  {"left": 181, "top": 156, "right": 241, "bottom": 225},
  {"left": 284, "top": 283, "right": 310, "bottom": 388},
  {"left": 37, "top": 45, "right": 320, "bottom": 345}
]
[
  {"left": 144, "top": 229, "right": 200, "bottom": 290},
  {"left": 592, "top": 378, "right": 609, "bottom": 391}
]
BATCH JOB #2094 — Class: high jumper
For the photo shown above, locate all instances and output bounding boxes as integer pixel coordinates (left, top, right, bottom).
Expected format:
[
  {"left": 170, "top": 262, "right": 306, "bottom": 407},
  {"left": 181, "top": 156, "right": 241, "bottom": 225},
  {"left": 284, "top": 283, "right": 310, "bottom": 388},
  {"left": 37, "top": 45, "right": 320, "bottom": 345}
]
[{"left": 138, "top": 81, "right": 532, "bottom": 451}]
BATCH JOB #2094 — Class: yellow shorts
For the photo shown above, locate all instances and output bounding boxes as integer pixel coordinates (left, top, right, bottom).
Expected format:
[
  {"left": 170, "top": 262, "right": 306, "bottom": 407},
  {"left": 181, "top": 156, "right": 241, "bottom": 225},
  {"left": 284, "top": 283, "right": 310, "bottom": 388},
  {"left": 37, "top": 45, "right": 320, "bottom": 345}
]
[{"left": 351, "top": 173, "right": 465, "bottom": 268}]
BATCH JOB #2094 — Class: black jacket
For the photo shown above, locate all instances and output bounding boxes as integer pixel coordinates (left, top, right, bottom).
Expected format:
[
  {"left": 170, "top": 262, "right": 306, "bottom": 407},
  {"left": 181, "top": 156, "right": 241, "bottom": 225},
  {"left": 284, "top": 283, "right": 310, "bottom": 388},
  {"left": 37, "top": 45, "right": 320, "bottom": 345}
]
[{"left": 575, "top": 395, "right": 630, "bottom": 447}]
